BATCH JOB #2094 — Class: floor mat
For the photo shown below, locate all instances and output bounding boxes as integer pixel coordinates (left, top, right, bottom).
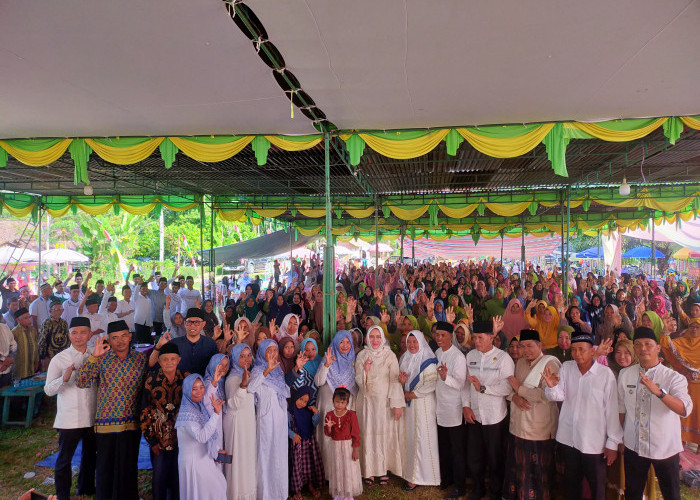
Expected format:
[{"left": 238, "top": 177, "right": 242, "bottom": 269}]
[{"left": 35, "top": 435, "right": 153, "bottom": 470}]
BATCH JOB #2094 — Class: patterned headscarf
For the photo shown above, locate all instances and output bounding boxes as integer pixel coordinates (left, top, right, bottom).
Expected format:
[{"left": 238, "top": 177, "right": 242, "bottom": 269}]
[
  {"left": 175, "top": 374, "right": 220, "bottom": 459},
  {"left": 251, "top": 339, "right": 290, "bottom": 405},
  {"left": 326, "top": 330, "right": 356, "bottom": 394}
]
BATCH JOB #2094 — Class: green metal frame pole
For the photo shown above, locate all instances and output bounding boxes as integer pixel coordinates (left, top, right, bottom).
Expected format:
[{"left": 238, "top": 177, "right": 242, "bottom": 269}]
[
  {"left": 565, "top": 185, "right": 571, "bottom": 303},
  {"left": 289, "top": 222, "right": 293, "bottom": 278},
  {"left": 322, "top": 133, "right": 335, "bottom": 347},
  {"left": 374, "top": 196, "right": 379, "bottom": 287},
  {"left": 210, "top": 201, "right": 215, "bottom": 303},
  {"left": 200, "top": 201, "right": 205, "bottom": 298},
  {"left": 412, "top": 234, "right": 415, "bottom": 265},
  {"left": 560, "top": 191, "right": 566, "bottom": 294},
  {"left": 651, "top": 212, "right": 656, "bottom": 278},
  {"left": 38, "top": 200, "right": 42, "bottom": 285},
  {"left": 521, "top": 218, "right": 526, "bottom": 282},
  {"left": 400, "top": 225, "right": 404, "bottom": 262}
]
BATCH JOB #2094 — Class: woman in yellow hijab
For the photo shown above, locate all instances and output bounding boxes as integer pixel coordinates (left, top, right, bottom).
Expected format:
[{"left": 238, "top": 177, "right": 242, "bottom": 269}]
[{"left": 524, "top": 301, "right": 559, "bottom": 349}]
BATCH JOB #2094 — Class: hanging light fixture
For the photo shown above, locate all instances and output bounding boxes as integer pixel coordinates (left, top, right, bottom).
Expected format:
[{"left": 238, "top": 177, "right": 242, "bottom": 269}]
[
  {"left": 83, "top": 183, "right": 93, "bottom": 196},
  {"left": 619, "top": 177, "right": 630, "bottom": 196}
]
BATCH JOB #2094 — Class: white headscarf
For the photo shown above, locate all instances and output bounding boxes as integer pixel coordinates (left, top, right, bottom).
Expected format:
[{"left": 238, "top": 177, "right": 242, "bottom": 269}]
[
  {"left": 364, "top": 325, "right": 391, "bottom": 358},
  {"left": 278, "top": 313, "right": 300, "bottom": 348},
  {"left": 399, "top": 330, "right": 437, "bottom": 391}
]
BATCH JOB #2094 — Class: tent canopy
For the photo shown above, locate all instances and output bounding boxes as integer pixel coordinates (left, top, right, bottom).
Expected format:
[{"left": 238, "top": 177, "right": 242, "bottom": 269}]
[
  {"left": 42, "top": 248, "right": 90, "bottom": 264},
  {"left": 0, "top": 246, "right": 39, "bottom": 263},
  {"left": 622, "top": 246, "right": 665, "bottom": 259},
  {"left": 200, "top": 230, "right": 319, "bottom": 265},
  {"left": 575, "top": 246, "right": 605, "bottom": 259}
]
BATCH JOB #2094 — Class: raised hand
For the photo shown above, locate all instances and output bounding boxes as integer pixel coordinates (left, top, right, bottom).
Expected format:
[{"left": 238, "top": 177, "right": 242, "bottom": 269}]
[
  {"left": 62, "top": 363, "right": 76, "bottom": 383},
  {"left": 436, "top": 362, "right": 448, "bottom": 381},
  {"left": 465, "top": 304, "right": 474, "bottom": 324},
  {"left": 639, "top": 371, "right": 663, "bottom": 396},
  {"left": 364, "top": 357, "right": 373, "bottom": 373},
  {"left": 210, "top": 394, "right": 224, "bottom": 414},
  {"left": 268, "top": 318, "right": 278, "bottom": 337},
  {"left": 324, "top": 415, "right": 335, "bottom": 429},
  {"left": 295, "top": 352, "right": 308, "bottom": 371},
  {"left": 93, "top": 338, "right": 110, "bottom": 357},
  {"left": 398, "top": 371, "right": 409, "bottom": 385},
  {"left": 492, "top": 315, "right": 504, "bottom": 334},
  {"left": 236, "top": 323, "right": 250, "bottom": 342},
  {"left": 156, "top": 331, "right": 172, "bottom": 349},
  {"left": 380, "top": 310, "right": 390, "bottom": 325},
  {"left": 445, "top": 306, "right": 456, "bottom": 324},
  {"left": 394, "top": 311, "right": 403, "bottom": 329},
  {"left": 324, "top": 347, "right": 337, "bottom": 368},
  {"left": 223, "top": 323, "right": 234, "bottom": 343},
  {"left": 592, "top": 338, "right": 613, "bottom": 358},
  {"left": 541, "top": 365, "right": 559, "bottom": 388},
  {"left": 240, "top": 367, "right": 250, "bottom": 388},
  {"left": 213, "top": 324, "right": 223, "bottom": 340},
  {"left": 265, "top": 358, "right": 280, "bottom": 375}
]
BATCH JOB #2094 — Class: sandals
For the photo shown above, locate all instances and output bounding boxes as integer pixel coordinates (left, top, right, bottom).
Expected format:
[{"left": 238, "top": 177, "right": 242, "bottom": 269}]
[
  {"left": 402, "top": 482, "right": 417, "bottom": 491},
  {"left": 363, "top": 477, "right": 375, "bottom": 486},
  {"left": 379, "top": 476, "right": 390, "bottom": 485}
]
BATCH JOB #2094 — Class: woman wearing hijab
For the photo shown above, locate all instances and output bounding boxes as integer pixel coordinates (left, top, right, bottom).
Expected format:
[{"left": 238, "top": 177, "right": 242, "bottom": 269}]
[
  {"left": 524, "top": 302, "right": 560, "bottom": 349},
  {"left": 287, "top": 386, "right": 324, "bottom": 500},
  {"left": 268, "top": 293, "right": 290, "bottom": 328},
  {"left": 595, "top": 304, "right": 633, "bottom": 344},
  {"left": 482, "top": 288, "right": 507, "bottom": 321},
  {"left": 200, "top": 300, "right": 219, "bottom": 337},
  {"left": 277, "top": 313, "right": 301, "bottom": 348},
  {"left": 565, "top": 305, "right": 592, "bottom": 335},
  {"left": 239, "top": 295, "right": 261, "bottom": 324},
  {"left": 314, "top": 330, "right": 358, "bottom": 476},
  {"left": 203, "top": 354, "right": 229, "bottom": 465},
  {"left": 175, "top": 374, "right": 227, "bottom": 500},
  {"left": 355, "top": 325, "right": 405, "bottom": 485},
  {"left": 452, "top": 319, "right": 471, "bottom": 355},
  {"left": 233, "top": 316, "right": 256, "bottom": 351},
  {"left": 586, "top": 293, "right": 605, "bottom": 336},
  {"left": 248, "top": 339, "right": 290, "bottom": 500},
  {"left": 640, "top": 310, "right": 664, "bottom": 339},
  {"left": 223, "top": 344, "right": 256, "bottom": 500},
  {"left": 277, "top": 336, "right": 299, "bottom": 386},
  {"left": 359, "top": 286, "right": 374, "bottom": 314},
  {"left": 433, "top": 299, "right": 447, "bottom": 322},
  {"left": 399, "top": 330, "right": 440, "bottom": 490},
  {"left": 289, "top": 338, "right": 321, "bottom": 402},
  {"left": 502, "top": 300, "right": 530, "bottom": 341}
]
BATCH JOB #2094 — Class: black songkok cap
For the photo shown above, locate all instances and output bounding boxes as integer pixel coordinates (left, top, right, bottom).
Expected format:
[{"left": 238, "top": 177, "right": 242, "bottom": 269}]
[
  {"left": 435, "top": 321, "right": 454, "bottom": 334},
  {"left": 13, "top": 307, "right": 29, "bottom": 319},
  {"left": 633, "top": 327, "right": 657, "bottom": 343},
  {"left": 107, "top": 296, "right": 117, "bottom": 303},
  {"left": 570, "top": 333, "right": 594, "bottom": 345},
  {"left": 85, "top": 294, "right": 101, "bottom": 306},
  {"left": 96, "top": 279, "right": 105, "bottom": 285},
  {"left": 107, "top": 320, "right": 129, "bottom": 334},
  {"left": 159, "top": 277, "right": 167, "bottom": 283},
  {"left": 472, "top": 320, "right": 492, "bottom": 334},
  {"left": 186, "top": 308, "right": 205, "bottom": 320},
  {"left": 185, "top": 275, "right": 194, "bottom": 281},
  {"left": 69, "top": 284, "right": 80, "bottom": 291},
  {"left": 70, "top": 316, "right": 91, "bottom": 329},
  {"left": 159, "top": 343, "right": 180, "bottom": 356},
  {"left": 519, "top": 329, "right": 540, "bottom": 342}
]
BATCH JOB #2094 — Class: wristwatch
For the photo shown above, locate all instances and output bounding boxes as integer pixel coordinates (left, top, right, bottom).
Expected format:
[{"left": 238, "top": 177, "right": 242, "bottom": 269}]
[
  {"left": 479, "top": 385, "right": 486, "bottom": 394},
  {"left": 656, "top": 388, "right": 667, "bottom": 399}
]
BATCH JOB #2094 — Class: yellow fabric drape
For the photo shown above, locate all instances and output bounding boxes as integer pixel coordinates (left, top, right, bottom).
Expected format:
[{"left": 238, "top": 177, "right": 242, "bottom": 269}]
[
  {"left": 438, "top": 203, "right": 477, "bottom": 219},
  {"left": 680, "top": 116, "right": 700, "bottom": 130},
  {"left": 2, "top": 201, "right": 35, "bottom": 217},
  {"left": 85, "top": 138, "right": 163, "bottom": 165},
  {"left": 594, "top": 189, "right": 700, "bottom": 212},
  {"left": 342, "top": 206, "right": 376, "bottom": 218},
  {"left": 74, "top": 203, "right": 113, "bottom": 216},
  {"left": 486, "top": 201, "right": 532, "bottom": 217},
  {"left": 360, "top": 130, "right": 450, "bottom": 159},
  {"left": 170, "top": 137, "right": 253, "bottom": 162},
  {"left": 295, "top": 207, "right": 327, "bottom": 218},
  {"left": 45, "top": 206, "right": 71, "bottom": 218},
  {"left": 266, "top": 136, "right": 322, "bottom": 151},
  {"left": 296, "top": 226, "right": 323, "bottom": 237},
  {"left": 456, "top": 124, "right": 554, "bottom": 157},
  {"left": 251, "top": 207, "right": 286, "bottom": 218},
  {"left": 388, "top": 204, "right": 430, "bottom": 220},
  {"left": 217, "top": 209, "right": 246, "bottom": 222},
  {"left": 569, "top": 119, "right": 667, "bottom": 141},
  {"left": 0, "top": 139, "right": 72, "bottom": 166}
]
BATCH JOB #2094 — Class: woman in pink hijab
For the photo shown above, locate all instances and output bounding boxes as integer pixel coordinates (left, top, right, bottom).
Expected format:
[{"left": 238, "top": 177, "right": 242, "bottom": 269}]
[{"left": 502, "top": 300, "right": 530, "bottom": 340}]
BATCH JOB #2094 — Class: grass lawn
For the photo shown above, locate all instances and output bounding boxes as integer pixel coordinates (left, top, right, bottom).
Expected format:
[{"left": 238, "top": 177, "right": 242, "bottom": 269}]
[{"left": 1, "top": 400, "right": 698, "bottom": 499}]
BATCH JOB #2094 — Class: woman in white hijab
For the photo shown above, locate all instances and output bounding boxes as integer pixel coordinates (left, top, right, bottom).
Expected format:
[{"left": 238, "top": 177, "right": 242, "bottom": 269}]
[
  {"left": 275, "top": 313, "right": 300, "bottom": 348},
  {"left": 354, "top": 325, "right": 406, "bottom": 485},
  {"left": 398, "top": 330, "right": 441, "bottom": 490}
]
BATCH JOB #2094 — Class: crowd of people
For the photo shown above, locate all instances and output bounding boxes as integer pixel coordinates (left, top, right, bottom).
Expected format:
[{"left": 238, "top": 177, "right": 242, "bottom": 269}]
[{"left": 0, "top": 256, "right": 698, "bottom": 500}]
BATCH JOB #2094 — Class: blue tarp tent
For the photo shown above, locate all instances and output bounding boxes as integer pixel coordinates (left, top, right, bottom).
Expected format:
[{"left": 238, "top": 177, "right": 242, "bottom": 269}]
[
  {"left": 622, "top": 246, "right": 665, "bottom": 259},
  {"left": 575, "top": 246, "right": 605, "bottom": 258}
]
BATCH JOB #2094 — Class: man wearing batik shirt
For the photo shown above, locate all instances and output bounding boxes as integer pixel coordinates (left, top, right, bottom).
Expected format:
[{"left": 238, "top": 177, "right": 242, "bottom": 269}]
[
  {"left": 75, "top": 320, "right": 147, "bottom": 500},
  {"left": 618, "top": 327, "right": 693, "bottom": 500},
  {"left": 140, "top": 342, "right": 184, "bottom": 500},
  {"left": 39, "top": 300, "right": 70, "bottom": 362},
  {"left": 11, "top": 307, "right": 40, "bottom": 379}
]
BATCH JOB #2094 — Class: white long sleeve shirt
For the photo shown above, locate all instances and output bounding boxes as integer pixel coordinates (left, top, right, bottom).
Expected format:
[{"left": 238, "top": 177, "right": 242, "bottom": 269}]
[
  {"left": 44, "top": 345, "right": 97, "bottom": 429},
  {"left": 618, "top": 363, "right": 693, "bottom": 460},
  {"left": 178, "top": 287, "right": 201, "bottom": 315},
  {"left": 116, "top": 299, "right": 136, "bottom": 332},
  {"left": 133, "top": 293, "right": 153, "bottom": 327},
  {"left": 435, "top": 345, "right": 469, "bottom": 427},
  {"left": 60, "top": 298, "right": 80, "bottom": 325},
  {"left": 464, "top": 346, "right": 515, "bottom": 425},
  {"left": 545, "top": 360, "right": 623, "bottom": 454},
  {"left": 29, "top": 296, "right": 50, "bottom": 327}
]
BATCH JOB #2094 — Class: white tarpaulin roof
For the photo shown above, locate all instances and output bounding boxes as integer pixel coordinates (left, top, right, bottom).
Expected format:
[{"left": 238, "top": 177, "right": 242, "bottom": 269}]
[
  {"left": 0, "top": 246, "right": 39, "bottom": 263},
  {"left": 1, "top": 0, "right": 699, "bottom": 139},
  {"left": 42, "top": 248, "right": 90, "bottom": 264}
]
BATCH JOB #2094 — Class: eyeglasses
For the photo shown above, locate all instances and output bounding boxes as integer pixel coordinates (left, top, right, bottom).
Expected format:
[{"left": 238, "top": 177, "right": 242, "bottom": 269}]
[{"left": 185, "top": 319, "right": 204, "bottom": 326}]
